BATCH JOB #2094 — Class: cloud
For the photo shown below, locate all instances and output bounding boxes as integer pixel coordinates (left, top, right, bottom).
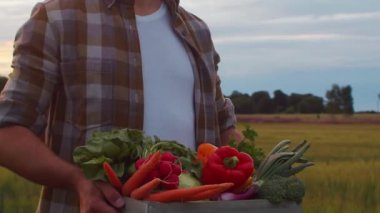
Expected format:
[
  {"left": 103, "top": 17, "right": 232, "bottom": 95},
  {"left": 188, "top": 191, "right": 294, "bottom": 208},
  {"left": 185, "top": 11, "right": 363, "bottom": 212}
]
[
  {"left": 0, "top": 41, "right": 13, "bottom": 76},
  {"left": 216, "top": 32, "right": 380, "bottom": 79},
  {"left": 1, "top": 0, "right": 379, "bottom": 111},
  {"left": 262, "top": 11, "right": 380, "bottom": 24},
  {"left": 213, "top": 33, "right": 380, "bottom": 44},
  {"left": 0, "top": 1, "right": 36, "bottom": 40}
]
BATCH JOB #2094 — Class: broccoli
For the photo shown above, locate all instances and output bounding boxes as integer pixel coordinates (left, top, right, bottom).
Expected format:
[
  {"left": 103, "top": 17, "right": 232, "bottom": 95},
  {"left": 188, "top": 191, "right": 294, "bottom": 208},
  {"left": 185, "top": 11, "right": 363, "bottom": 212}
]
[
  {"left": 257, "top": 175, "right": 305, "bottom": 204},
  {"left": 284, "top": 176, "right": 305, "bottom": 203}
]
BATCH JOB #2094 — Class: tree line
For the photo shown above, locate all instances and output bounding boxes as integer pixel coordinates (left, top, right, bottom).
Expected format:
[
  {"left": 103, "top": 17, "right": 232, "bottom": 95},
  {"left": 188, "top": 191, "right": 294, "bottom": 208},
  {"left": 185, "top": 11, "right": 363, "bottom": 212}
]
[
  {"left": 0, "top": 76, "right": 354, "bottom": 114},
  {"left": 228, "top": 84, "right": 354, "bottom": 114}
]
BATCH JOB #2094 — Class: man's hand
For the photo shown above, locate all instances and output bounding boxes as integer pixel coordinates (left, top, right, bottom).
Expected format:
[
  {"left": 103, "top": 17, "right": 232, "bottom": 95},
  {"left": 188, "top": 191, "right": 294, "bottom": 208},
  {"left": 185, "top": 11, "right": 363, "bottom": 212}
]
[
  {"left": 0, "top": 126, "right": 126, "bottom": 212},
  {"left": 76, "top": 179, "right": 125, "bottom": 213},
  {"left": 221, "top": 127, "right": 243, "bottom": 146}
]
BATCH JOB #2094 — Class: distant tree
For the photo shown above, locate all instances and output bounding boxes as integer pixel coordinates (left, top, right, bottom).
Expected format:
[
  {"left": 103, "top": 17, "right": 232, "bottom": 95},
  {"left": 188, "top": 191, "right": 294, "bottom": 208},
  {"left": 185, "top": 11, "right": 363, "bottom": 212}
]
[
  {"left": 286, "top": 93, "right": 324, "bottom": 113},
  {"left": 229, "top": 89, "right": 326, "bottom": 114},
  {"left": 273, "top": 90, "right": 288, "bottom": 112},
  {"left": 0, "top": 76, "right": 7, "bottom": 91},
  {"left": 298, "top": 95, "right": 324, "bottom": 113},
  {"left": 229, "top": 90, "right": 253, "bottom": 114},
  {"left": 286, "top": 93, "right": 304, "bottom": 113},
  {"left": 325, "top": 84, "right": 354, "bottom": 114},
  {"left": 341, "top": 85, "right": 354, "bottom": 114},
  {"left": 325, "top": 84, "right": 342, "bottom": 114},
  {"left": 251, "top": 91, "right": 274, "bottom": 113}
]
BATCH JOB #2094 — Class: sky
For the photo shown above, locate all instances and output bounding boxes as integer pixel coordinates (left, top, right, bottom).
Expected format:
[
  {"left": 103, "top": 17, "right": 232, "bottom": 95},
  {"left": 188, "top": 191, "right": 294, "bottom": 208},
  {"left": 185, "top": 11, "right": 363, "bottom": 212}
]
[{"left": 0, "top": 0, "right": 379, "bottom": 112}]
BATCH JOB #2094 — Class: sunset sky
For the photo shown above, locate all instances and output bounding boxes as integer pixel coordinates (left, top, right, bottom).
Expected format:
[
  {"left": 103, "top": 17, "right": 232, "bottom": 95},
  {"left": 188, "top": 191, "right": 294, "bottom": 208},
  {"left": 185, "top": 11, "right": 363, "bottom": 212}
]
[{"left": 0, "top": 0, "right": 379, "bottom": 111}]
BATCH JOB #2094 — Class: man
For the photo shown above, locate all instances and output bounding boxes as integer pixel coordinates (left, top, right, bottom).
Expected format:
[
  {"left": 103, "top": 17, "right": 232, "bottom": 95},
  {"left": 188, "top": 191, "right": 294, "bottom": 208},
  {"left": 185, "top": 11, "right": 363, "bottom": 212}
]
[{"left": 0, "top": 0, "right": 240, "bottom": 212}]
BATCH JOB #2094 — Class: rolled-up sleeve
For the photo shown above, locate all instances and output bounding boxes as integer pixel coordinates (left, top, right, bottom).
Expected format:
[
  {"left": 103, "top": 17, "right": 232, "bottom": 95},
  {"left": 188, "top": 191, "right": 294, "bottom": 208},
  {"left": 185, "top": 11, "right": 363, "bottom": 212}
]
[
  {"left": 213, "top": 50, "right": 237, "bottom": 132},
  {"left": 0, "top": 3, "right": 59, "bottom": 135}
]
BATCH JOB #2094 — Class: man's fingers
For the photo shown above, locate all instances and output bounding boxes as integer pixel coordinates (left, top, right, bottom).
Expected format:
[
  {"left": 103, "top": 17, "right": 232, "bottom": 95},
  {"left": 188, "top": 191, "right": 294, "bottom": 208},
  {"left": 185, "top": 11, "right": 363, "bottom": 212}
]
[
  {"left": 95, "top": 181, "right": 125, "bottom": 208},
  {"left": 77, "top": 180, "right": 120, "bottom": 213}
]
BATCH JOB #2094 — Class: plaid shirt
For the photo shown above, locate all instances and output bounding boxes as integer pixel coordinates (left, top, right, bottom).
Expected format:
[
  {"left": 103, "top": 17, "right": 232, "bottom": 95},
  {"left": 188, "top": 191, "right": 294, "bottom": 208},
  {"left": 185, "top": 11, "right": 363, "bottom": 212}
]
[{"left": 0, "top": 0, "right": 236, "bottom": 212}]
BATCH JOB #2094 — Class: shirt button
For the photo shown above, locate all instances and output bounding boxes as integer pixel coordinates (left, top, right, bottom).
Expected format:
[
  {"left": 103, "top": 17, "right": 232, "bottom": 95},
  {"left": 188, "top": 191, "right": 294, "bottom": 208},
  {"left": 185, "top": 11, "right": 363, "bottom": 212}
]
[
  {"left": 129, "top": 24, "right": 134, "bottom": 31},
  {"left": 134, "top": 93, "right": 139, "bottom": 103}
]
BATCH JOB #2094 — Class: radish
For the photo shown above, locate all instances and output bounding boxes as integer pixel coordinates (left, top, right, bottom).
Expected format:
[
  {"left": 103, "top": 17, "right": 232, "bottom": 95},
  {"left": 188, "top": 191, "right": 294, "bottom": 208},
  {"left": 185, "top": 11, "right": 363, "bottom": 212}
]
[
  {"left": 135, "top": 158, "right": 145, "bottom": 170},
  {"left": 161, "top": 152, "right": 177, "bottom": 162},
  {"left": 161, "top": 174, "right": 179, "bottom": 189},
  {"left": 159, "top": 161, "right": 172, "bottom": 177},
  {"left": 171, "top": 163, "right": 182, "bottom": 176}
]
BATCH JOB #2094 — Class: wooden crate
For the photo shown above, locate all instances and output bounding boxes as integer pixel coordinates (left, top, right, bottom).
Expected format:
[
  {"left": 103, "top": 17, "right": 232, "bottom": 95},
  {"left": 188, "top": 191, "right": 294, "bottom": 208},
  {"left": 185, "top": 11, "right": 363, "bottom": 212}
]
[{"left": 123, "top": 198, "right": 301, "bottom": 213}]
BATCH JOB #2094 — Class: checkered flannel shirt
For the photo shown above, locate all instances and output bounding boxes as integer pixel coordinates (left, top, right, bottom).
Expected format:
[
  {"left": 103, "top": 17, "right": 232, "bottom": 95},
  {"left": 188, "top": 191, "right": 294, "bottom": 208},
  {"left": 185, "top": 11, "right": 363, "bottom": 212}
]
[{"left": 0, "top": 0, "right": 236, "bottom": 212}]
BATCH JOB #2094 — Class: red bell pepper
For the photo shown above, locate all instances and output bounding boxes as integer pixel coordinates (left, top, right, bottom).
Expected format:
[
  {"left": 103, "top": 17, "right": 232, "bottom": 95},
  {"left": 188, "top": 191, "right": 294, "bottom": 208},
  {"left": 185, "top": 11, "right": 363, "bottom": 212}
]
[{"left": 201, "top": 146, "right": 254, "bottom": 191}]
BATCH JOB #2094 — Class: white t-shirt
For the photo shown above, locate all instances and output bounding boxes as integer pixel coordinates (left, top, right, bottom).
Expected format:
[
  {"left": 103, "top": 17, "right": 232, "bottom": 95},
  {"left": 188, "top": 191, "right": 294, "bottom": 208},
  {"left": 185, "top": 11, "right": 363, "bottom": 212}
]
[{"left": 136, "top": 3, "right": 196, "bottom": 149}]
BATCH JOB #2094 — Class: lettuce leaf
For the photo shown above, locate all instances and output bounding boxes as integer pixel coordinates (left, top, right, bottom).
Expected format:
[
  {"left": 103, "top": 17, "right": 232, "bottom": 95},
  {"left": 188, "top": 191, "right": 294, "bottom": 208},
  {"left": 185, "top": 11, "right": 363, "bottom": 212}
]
[
  {"left": 73, "top": 128, "right": 152, "bottom": 181},
  {"left": 72, "top": 128, "right": 201, "bottom": 182}
]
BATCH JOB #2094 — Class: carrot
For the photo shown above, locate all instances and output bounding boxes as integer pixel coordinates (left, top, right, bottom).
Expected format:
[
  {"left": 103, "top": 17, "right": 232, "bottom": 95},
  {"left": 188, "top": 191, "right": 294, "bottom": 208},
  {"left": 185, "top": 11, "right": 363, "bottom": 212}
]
[
  {"left": 122, "top": 151, "right": 161, "bottom": 196},
  {"left": 103, "top": 162, "right": 122, "bottom": 191},
  {"left": 144, "top": 183, "right": 234, "bottom": 202},
  {"left": 130, "top": 178, "right": 161, "bottom": 200},
  {"left": 187, "top": 182, "right": 234, "bottom": 201}
]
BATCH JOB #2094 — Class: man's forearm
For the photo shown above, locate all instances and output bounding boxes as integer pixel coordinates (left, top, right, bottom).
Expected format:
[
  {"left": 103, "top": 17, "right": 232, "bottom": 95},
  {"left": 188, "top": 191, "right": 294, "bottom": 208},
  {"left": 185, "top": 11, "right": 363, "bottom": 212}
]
[
  {"left": 220, "top": 127, "right": 242, "bottom": 146},
  {"left": 0, "top": 125, "right": 86, "bottom": 192}
]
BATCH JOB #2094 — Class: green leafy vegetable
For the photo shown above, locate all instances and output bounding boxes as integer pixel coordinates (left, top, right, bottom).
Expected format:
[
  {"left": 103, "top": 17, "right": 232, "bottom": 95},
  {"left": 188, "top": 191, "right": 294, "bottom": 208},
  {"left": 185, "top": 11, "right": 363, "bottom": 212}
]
[
  {"left": 254, "top": 140, "right": 314, "bottom": 181},
  {"left": 73, "top": 128, "right": 151, "bottom": 181},
  {"left": 229, "top": 126, "right": 265, "bottom": 168},
  {"left": 73, "top": 128, "right": 201, "bottom": 181}
]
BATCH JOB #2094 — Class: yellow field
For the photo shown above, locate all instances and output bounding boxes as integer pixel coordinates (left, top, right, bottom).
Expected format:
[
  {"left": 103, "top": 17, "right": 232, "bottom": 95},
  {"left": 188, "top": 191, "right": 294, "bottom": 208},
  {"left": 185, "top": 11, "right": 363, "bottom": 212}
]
[
  {"left": 0, "top": 168, "right": 40, "bottom": 212},
  {"left": 238, "top": 115, "right": 380, "bottom": 213},
  {"left": 0, "top": 114, "right": 379, "bottom": 212}
]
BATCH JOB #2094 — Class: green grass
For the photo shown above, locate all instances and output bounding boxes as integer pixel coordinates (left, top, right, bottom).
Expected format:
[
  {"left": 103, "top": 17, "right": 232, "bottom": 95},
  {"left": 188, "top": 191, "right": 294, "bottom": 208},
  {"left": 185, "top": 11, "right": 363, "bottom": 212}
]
[
  {"left": 0, "top": 114, "right": 379, "bottom": 212},
  {"left": 238, "top": 113, "right": 380, "bottom": 123},
  {"left": 0, "top": 168, "right": 41, "bottom": 212}
]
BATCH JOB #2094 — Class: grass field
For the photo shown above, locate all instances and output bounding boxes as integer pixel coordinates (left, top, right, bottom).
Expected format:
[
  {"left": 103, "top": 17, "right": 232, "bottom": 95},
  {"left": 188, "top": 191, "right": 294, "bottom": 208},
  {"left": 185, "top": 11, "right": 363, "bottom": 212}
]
[
  {"left": 0, "top": 168, "right": 40, "bottom": 212},
  {"left": 0, "top": 113, "right": 379, "bottom": 212},
  {"left": 238, "top": 113, "right": 380, "bottom": 213}
]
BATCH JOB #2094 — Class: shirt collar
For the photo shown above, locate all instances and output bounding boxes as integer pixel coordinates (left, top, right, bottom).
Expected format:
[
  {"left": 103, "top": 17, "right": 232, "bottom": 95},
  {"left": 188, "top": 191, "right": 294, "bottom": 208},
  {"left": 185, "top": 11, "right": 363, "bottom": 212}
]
[{"left": 103, "top": 0, "right": 179, "bottom": 11}]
